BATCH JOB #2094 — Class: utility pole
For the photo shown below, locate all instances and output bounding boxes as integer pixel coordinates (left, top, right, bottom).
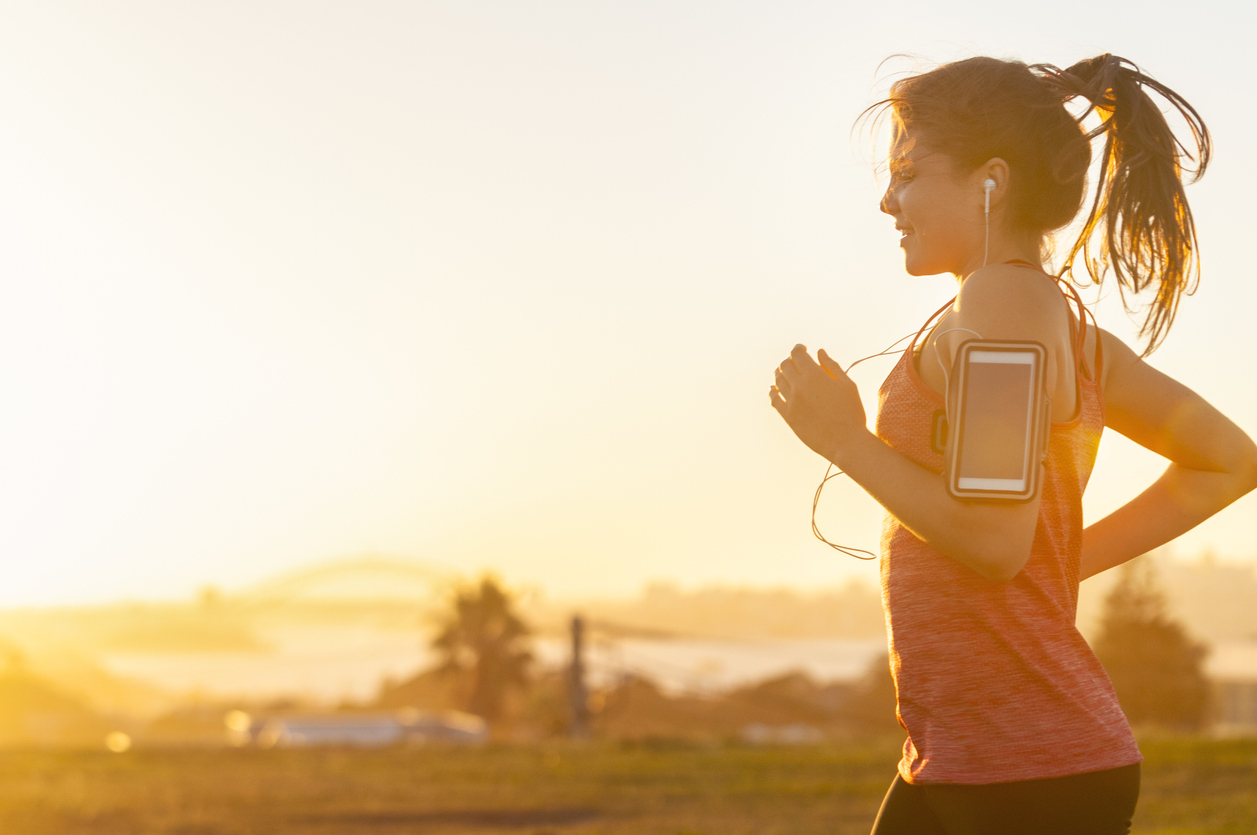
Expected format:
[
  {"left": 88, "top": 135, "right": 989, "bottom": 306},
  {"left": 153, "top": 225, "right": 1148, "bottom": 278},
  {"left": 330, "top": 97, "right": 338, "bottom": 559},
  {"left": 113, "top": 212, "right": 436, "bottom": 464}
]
[{"left": 568, "top": 614, "right": 589, "bottom": 738}]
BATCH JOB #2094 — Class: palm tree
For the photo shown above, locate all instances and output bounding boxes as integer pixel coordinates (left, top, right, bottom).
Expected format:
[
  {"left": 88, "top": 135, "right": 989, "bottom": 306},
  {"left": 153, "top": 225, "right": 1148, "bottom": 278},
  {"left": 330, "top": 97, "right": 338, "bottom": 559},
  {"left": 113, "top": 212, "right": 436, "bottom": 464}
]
[{"left": 431, "top": 575, "right": 532, "bottom": 723}]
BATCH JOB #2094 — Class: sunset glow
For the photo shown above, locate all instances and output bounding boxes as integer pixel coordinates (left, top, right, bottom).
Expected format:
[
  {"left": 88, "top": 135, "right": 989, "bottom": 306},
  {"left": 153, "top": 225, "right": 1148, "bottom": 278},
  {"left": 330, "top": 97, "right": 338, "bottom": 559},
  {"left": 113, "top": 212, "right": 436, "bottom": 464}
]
[{"left": 2, "top": 1, "right": 1254, "bottom": 606}]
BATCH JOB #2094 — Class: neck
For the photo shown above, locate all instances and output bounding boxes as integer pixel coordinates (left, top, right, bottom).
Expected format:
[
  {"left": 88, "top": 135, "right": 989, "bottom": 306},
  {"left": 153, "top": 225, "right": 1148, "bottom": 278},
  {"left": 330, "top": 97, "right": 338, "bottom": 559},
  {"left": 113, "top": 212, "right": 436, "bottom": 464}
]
[{"left": 955, "top": 233, "right": 1044, "bottom": 282}]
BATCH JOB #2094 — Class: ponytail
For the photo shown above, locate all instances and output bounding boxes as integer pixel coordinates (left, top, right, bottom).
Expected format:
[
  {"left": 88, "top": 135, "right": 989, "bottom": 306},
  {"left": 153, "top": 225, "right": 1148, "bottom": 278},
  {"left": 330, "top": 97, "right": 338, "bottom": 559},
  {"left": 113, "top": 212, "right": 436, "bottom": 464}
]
[
  {"left": 868, "top": 55, "right": 1211, "bottom": 355},
  {"left": 1035, "top": 55, "right": 1211, "bottom": 354}
]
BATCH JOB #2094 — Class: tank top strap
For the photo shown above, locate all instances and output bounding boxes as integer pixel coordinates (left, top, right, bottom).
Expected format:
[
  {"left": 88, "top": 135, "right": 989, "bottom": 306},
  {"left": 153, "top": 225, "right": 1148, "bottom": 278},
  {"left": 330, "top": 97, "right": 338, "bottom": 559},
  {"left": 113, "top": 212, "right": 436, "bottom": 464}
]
[
  {"left": 908, "top": 264, "right": 1104, "bottom": 384},
  {"left": 1092, "top": 306, "right": 1105, "bottom": 381},
  {"left": 907, "top": 297, "right": 957, "bottom": 358},
  {"left": 1054, "top": 279, "right": 1104, "bottom": 382},
  {"left": 1002, "top": 260, "right": 1102, "bottom": 383}
]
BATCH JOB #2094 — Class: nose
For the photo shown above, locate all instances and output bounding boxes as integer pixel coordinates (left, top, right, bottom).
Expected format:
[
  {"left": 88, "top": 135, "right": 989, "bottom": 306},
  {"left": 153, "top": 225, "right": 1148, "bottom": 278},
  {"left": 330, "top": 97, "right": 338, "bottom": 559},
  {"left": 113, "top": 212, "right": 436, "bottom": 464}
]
[{"left": 880, "top": 183, "right": 897, "bottom": 216}]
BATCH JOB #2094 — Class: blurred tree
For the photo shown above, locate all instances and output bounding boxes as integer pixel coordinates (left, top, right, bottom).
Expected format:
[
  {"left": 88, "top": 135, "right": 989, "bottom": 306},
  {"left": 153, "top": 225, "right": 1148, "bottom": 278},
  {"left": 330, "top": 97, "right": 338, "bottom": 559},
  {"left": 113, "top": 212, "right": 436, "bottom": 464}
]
[
  {"left": 841, "top": 653, "right": 902, "bottom": 738},
  {"left": 1093, "top": 558, "right": 1211, "bottom": 730},
  {"left": 431, "top": 575, "right": 532, "bottom": 723}
]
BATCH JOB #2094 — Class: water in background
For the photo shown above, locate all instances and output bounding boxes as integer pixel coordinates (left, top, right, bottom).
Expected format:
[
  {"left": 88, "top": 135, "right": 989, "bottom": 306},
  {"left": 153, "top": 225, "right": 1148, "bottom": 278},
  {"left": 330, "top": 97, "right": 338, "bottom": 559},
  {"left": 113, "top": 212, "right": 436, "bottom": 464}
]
[{"left": 98, "top": 624, "right": 887, "bottom": 705}]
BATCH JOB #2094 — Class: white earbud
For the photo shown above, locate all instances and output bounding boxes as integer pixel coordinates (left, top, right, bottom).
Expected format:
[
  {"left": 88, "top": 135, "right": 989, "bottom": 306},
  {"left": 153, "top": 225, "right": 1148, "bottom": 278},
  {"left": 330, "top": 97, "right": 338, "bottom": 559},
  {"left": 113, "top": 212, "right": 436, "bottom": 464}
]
[{"left": 982, "top": 178, "right": 996, "bottom": 267}]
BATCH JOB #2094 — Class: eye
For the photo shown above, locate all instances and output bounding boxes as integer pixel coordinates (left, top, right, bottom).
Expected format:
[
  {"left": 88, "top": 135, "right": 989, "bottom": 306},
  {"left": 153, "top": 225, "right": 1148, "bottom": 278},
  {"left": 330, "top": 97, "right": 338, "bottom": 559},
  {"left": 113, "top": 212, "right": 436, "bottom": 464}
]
[{"left": 888, "top": 158, "right": 915, "bottom": 182}]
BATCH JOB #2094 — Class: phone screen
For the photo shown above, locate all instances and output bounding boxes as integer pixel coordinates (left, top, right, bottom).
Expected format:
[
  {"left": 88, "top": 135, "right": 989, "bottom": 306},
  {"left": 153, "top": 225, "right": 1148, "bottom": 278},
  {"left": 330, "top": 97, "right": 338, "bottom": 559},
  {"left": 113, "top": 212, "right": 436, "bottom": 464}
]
[{"left": 956, "top": 351, "right": 1036, "bottom": 491}]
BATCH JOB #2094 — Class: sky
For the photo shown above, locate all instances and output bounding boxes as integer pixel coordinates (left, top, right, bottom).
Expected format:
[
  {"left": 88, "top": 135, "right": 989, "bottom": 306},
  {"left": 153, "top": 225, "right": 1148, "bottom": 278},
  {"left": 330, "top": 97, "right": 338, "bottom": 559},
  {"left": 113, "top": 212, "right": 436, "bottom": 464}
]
[{"left": 2, "top": 0, "right": 1256, "bottom": 606}]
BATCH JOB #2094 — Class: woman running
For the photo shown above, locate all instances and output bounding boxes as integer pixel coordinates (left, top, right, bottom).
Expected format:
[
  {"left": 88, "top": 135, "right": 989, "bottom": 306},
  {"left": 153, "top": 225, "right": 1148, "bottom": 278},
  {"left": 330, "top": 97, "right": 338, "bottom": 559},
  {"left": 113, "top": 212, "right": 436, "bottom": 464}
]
[{"left": 769, "top": 55, "right": 1257, "bottom": 835}]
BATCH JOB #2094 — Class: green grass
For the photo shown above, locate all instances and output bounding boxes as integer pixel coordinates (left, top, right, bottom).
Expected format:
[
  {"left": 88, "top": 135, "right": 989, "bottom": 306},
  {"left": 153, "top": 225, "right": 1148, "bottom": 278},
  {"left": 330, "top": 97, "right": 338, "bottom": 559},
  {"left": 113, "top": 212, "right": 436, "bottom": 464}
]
[
  {"left": 0, "top": 736, "right": 1250, "bottom": 834},
  {"left": 1132, "top": 736, "right": 1257, "bottom": 835}
]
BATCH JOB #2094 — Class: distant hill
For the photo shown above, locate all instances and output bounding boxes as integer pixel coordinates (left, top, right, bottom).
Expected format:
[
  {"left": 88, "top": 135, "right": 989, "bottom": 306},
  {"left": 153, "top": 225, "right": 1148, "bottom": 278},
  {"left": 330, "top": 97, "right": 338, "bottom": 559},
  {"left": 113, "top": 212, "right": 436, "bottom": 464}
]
[
  {"left": 526, "top": 579, "right": 885, "bottom": 640},
  {"left": 0, "top": 669, "right": 111, "bottom": 747},
  {"left": 533, "top": 555, "right": 1257, "bottom": 645}
]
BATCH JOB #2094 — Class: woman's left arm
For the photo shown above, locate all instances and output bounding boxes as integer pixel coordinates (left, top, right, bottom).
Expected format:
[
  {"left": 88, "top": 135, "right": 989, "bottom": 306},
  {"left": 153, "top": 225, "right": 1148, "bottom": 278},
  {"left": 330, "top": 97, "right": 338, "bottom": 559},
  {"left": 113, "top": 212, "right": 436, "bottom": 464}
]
[{"left": 1078, "top": 334, "right": 1257, "bottom": 580}]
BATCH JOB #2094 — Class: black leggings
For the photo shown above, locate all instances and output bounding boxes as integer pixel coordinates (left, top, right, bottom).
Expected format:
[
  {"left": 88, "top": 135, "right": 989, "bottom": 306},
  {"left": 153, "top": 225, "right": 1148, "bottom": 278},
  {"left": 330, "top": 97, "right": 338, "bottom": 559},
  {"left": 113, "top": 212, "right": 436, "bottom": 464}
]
[{"left": 870, "top": 763, "right": 1140, "bottom": 835}]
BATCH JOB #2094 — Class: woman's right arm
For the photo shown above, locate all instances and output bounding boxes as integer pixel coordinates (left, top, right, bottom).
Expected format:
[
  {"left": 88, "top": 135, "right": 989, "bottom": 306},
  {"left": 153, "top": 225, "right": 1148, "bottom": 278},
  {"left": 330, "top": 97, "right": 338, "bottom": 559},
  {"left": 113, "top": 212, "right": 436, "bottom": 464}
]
[{"left": 1079, "top": 332, "right": 1257, "bottom": 580}]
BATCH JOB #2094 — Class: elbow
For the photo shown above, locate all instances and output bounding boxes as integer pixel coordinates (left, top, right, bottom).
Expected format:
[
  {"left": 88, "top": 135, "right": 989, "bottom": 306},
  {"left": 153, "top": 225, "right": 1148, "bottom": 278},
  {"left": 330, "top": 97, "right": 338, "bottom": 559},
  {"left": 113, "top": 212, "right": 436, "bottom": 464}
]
[
  {"left": 960, "top": 543, "right": 1029, "bottom": 584},
  {"left": 976, "top": 519, "right": 1034, "bottom": 583},
  {"left": 976, "top": 557, "right": 1027, "bottom": 584},
  {"left": 947, "top": 514, "right": 1035, "bottom": 583},
  {"left": 933, "top": 496, "right": 1040, "bottom": 583},
  {"left": 1237, "top": 437, "right": 1257, "bottom": 496},
  {"left": 1219, "top": 433, "right": 1257, "bottom": 502}
]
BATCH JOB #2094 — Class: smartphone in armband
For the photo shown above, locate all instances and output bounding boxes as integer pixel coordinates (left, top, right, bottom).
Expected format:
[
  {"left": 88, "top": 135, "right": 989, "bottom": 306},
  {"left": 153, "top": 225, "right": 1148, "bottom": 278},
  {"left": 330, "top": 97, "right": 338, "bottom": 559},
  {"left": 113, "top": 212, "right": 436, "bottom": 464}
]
[{"left": 944, "top": 340, "right": 1051, "bottom": 502}]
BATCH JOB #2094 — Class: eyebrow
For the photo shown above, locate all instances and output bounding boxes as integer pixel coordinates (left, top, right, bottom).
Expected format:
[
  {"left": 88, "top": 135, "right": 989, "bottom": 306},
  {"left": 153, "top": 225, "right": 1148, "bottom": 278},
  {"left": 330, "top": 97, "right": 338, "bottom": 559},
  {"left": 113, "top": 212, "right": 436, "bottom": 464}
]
[{"left": 891, "top": 147, "right": 943, "bottom": 173}]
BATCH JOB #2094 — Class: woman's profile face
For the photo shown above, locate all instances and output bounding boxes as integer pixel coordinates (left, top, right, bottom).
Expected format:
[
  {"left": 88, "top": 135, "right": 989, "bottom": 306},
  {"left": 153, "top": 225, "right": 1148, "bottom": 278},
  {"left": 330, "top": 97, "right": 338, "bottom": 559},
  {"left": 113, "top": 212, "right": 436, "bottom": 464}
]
[{"left": 880, "top": 129, "right": 985, "bottom": 277}]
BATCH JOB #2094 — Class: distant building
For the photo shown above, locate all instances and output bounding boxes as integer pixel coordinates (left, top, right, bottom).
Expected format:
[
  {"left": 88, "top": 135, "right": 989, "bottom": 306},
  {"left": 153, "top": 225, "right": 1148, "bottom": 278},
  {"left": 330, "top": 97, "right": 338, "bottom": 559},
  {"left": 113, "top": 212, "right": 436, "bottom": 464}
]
[
  {"left": 259, "top": 715, "right": 403, "bottom": 748},
  {"left": 1207, "top": 642, "right": 1257, "bottom": 736},
  {"left": 740, "top": 723, "right": 825, "bottom": 745},
  {"left": 1213, "top": 680, "right": 1257, "bottom": 735},
  {"left": 227, "top": 709, "right": 487, "bottom": 748},
  {"left": 397, "top": 708, "right": 489, "bottom": 744}
]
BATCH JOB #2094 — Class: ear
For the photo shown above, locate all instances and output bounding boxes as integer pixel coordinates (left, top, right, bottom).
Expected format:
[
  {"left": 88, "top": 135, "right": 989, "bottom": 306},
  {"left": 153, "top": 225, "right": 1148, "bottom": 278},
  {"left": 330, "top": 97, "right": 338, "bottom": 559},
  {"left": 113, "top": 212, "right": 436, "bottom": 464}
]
[{"left": 975, "top": 158, "right": 1012, "bottom": 206}]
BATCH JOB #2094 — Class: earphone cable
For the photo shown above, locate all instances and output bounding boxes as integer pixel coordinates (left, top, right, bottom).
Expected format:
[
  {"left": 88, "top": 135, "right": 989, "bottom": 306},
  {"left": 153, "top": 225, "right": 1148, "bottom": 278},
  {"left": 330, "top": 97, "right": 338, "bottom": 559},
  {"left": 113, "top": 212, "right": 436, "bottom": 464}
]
[
  {"left": 931, "top": 326, "right": 984, "bottom": 392},
  {"left": 810, "top": 331, "right": 916, "bottom": 559}
]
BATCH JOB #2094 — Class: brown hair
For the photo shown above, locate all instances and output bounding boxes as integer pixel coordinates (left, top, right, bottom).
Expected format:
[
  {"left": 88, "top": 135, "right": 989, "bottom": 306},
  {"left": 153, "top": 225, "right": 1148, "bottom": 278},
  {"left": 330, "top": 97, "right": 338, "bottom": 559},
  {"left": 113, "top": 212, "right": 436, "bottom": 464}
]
[{"left": 867, "top": 55, "right": 1210, "bottom": 354}]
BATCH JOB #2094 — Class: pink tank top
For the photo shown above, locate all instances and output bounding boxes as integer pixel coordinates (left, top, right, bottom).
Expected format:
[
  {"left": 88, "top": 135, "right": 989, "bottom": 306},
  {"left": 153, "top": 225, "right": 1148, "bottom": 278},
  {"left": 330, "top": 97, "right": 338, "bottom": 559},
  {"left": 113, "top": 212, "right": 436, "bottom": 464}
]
[{"left": 874, "top": 279, "right": 1142, "bottom": 784}]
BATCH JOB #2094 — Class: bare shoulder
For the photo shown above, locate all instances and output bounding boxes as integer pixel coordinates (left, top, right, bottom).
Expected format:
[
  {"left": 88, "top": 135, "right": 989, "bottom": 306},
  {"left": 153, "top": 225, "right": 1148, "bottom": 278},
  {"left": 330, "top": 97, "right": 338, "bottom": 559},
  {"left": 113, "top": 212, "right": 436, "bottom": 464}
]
[
  {"left": 952, "top": 265, "right": 1070, "bottom": 343},
  {"left": 946, "top": 266, "right": 1077, "bottom": 418}
]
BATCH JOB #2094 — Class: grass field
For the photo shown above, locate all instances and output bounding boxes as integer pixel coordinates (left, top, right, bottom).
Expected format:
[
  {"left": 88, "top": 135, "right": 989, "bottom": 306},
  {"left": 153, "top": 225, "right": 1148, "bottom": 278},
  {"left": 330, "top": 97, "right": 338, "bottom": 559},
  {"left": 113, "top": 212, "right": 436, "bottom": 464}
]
[{"left": 0, "top": 736, "right": 1252, "bottom": 834}]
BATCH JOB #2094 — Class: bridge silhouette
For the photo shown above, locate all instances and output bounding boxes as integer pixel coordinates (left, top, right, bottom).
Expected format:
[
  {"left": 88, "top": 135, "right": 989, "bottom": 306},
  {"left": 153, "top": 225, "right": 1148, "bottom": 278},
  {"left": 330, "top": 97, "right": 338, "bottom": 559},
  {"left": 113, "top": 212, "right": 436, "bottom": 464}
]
[{"left": 231, "top": 555, "right": 461, "bottom": 607}]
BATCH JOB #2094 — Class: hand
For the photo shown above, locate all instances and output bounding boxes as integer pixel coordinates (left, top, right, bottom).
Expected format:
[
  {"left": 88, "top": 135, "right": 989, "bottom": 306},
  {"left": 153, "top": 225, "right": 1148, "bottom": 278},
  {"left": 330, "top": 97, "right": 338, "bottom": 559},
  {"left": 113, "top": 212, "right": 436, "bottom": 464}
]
[{"left": 769, "top": 344, "right": 869, "bottom": 464}]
